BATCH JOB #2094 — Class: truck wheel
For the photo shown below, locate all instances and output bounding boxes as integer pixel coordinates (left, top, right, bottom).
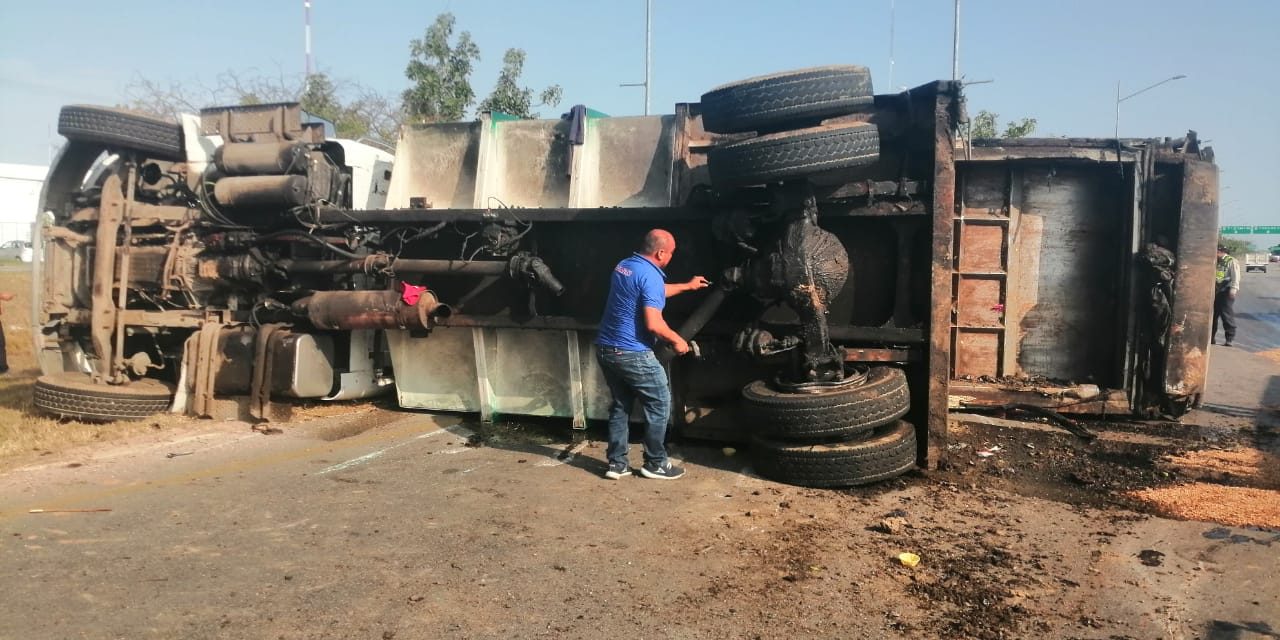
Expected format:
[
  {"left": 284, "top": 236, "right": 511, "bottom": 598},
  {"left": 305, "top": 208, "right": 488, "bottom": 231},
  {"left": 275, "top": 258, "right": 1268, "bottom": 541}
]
[
  {"left": 33, "top": 373, "right": 174, "bottom": 422},
  {"left": 57, "top": 105, "right": 184, "bottom": 161},
  {"left": 751, "top": 421, "right": 918, "bottom": 488},
  {"left": 707, "top": 122, "right": 879, "bottom": 187},
  {"left": 742, "top": 366, "right": 910, "bottom": 440},
  {"left": 700, "top": 65, "right": 874, "bottom": 134}
]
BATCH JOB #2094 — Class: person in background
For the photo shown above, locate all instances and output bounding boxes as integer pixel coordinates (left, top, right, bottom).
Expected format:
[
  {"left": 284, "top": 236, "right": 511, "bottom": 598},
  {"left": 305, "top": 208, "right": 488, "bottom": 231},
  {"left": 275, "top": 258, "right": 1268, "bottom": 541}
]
[
  {"left": 0, "top": 291, "right": 13, "bottom": 373},
  {"left": 595, "top": 229, "right": 709, "bottom": 481},
  {"left": 1213, "top": 245, "right": 1241, "bottom": 347}
]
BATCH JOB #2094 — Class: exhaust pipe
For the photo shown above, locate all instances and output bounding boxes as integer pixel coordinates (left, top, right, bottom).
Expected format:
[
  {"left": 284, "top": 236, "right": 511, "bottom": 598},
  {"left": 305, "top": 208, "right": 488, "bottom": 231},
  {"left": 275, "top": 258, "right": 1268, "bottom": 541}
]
[{"left": 292, "top": 290, "right": 451, "bottom": 331}]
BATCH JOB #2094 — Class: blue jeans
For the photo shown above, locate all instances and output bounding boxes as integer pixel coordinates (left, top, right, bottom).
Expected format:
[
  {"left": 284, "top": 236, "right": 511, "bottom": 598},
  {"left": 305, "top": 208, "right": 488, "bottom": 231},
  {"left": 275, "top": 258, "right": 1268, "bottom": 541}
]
[{"left": 596, "top": 346, "right": 671, "bottom": 467}]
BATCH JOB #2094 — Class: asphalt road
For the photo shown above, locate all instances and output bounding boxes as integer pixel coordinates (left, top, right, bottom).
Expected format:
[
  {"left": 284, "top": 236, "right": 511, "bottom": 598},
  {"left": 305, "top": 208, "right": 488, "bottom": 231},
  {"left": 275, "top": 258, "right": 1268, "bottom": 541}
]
[
  {"left": 1, "top": 411, "right": 1277, "bottom": 639},
  {"left": 1227, "top": 265, "right": 1280, "bottom": 354},
  {"left": 0, "top": 270, "right": 1275, "bottom": 638}
]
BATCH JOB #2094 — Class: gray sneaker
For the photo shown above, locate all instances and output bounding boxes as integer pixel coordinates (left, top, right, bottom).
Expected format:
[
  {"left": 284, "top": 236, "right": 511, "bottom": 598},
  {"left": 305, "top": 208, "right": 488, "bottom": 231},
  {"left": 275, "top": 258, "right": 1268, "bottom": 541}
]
[
  {"left": 604, "top": 462, "right": 632, "bottom": 480},
  {"left": 640, "top": 460, "right": 685, "bottom": 480}
]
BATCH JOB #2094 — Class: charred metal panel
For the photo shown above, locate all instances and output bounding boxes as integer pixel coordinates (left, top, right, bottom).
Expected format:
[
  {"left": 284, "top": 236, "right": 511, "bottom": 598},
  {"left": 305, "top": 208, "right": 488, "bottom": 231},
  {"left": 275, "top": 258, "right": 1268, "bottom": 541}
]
[
  {"left": 952, "top": 162, "right": 1017, "bottom": 380},
  {"left": 950, "top": 382, "right": 1130, "bottom": 415},
  {"left": 480, "top": 118, "right": 572, "bottom": 208},
  {"left": 573, "top": 115, "right": 677, "bottom": 208},
  {"left": 955, "top": 277, "right": 1003, "bottom": 327},
  {"left": 1009, "top": 165, "right": 1124, "bottom": 384},
  {"left": 954, "top": 330, "right": 1000, "bottom": 378},
  {"left": 926, "top": 84, "right": 960, "bottom": 467},
  {"left": 1163, "top": 158, "right": 1218, "bottom": 407},
  {"left": 384, "top": 121, "right": 481, "bottom": 210},
  {"left": 958, "top": 224, "right": 1004, "bottom": 272}
]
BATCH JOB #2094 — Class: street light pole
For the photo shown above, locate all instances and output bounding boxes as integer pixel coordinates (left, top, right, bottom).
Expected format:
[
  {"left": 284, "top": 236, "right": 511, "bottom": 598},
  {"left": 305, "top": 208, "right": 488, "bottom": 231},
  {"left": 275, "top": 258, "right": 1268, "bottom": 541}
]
[
  {"left": 619, "top": 0, "right": 653, "bottom": 115},
  {"left": 951, "top": 0, "right": 960, "bottom": 80},
  {"left": 1114, "top": 74, "right": 1187, "bottom": 140}
]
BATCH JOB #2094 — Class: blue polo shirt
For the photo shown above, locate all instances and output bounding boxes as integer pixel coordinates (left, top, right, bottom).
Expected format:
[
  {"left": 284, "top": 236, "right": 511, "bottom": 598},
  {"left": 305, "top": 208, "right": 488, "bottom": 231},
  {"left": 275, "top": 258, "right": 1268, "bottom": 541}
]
[{"left": 596, "top": 254, "right": 666, "bottom": 351}]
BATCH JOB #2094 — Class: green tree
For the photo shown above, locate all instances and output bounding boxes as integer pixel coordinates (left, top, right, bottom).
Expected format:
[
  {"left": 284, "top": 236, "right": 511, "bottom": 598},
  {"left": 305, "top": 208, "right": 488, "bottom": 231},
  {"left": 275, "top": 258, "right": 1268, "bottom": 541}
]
[
  {"left": 299, "top": 73, "right": 400, "bottom": 141},
  {"left": 1219, "top": 237, "right": 1256, "bottom": 257},
  {"left": 477, "top": 49, "right": 563, "bottom": 118},
  {"left": 969, "top": 110, "right": 1037, "bottom": 139},
  {"left": 123, "top": 70, "right": 400, "bottom": 142},
  {"left": 402, "top": 13, "right": 480, "bottom": 123},
  {"left": 971, "top": 110, "right": 998, "bottom": 139},
  {"left": 1002, "top": 117, "right": 1037, "bottom": 138}
]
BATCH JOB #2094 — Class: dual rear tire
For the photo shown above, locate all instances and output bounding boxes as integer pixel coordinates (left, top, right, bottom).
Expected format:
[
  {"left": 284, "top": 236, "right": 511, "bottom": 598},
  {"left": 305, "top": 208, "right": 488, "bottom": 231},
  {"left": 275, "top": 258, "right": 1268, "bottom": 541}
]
[
  {"left": 701, "top": 65, "right": 880, "bottom": 188},
  {"left": 742, "top": 366, "right": 917, "bottom": 487}
]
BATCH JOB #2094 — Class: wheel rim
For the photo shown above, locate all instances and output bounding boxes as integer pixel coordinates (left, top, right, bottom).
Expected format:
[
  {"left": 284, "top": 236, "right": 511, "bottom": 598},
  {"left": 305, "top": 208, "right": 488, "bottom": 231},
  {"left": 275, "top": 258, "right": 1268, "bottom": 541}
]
[{"left": 772, "top": 364, "right": 870, "bottom": 394}]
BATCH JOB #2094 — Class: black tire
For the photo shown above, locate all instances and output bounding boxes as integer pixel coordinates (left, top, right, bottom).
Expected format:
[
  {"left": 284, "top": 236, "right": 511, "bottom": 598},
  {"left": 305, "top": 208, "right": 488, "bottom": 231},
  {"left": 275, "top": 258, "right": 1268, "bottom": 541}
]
[
  {"left": 33, "top": 373, "right": 174, "bottom": 422},
  {"left": 742, "top": 366, "right": 910, "bottom": 440},
  {"left": 57, "top": 105, "right": 184, "bottom": 161},
  {"left": 701, "top": 65, "right": 874, "bottom": 134},
  {"left": 707, "top": 122, "right": 879, "bottom": 187},
  {"left": 751, "top": 420, "right": 918, "bottom": 488}
]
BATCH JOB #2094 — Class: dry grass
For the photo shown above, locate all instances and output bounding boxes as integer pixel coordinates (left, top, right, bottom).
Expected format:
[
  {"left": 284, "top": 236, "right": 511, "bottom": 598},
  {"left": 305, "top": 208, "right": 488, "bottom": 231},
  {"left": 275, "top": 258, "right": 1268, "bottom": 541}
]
[{"left": 0, "top": 269, "right": 188, "bottom": 465}]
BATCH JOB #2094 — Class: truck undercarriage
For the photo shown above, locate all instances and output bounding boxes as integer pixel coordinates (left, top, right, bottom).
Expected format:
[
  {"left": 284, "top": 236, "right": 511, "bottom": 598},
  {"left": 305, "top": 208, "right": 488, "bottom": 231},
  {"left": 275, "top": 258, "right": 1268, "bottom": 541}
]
[{"left": 32, "top": 67, "right": 1219, "bottom": 487}]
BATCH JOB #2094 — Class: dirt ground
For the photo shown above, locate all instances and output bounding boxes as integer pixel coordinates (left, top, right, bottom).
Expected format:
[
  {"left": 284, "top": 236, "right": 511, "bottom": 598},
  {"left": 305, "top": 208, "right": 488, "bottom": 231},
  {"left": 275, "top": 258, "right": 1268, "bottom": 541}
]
[
  {"left": 1, "top": 399, "right": 1277, "bottom": 640},
  {"left": 1, "top": 270, "right": 1278, "bottom": 639}
]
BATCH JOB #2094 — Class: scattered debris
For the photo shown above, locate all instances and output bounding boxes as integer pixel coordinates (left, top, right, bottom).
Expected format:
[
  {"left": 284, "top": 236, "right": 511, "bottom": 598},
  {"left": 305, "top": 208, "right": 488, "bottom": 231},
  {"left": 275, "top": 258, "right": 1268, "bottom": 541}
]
[
  {"left": 873, "top": 517, "right": 908, "bottom": 534},
  {"left": 166, "top": 451, "right": 194, "bottom": 458},
  {"left": 1137, "top": 549, "right": 1165, "bottom": 567},
  {"left": 557, "top": 440, "right": 590, "bottom": 462},
  {"left": 896, "top": 552, "right": 921, "bottom": 568},
  {"left": 958, "top": 404, "right": 1098, "bottom": 441},
  {"left": 252, "top": 424, "right": 283, "bottom": 435},
  {"left": 977, "top": 445, "right": 1003, "bottom": 458},
  {"left": 722, "top": 447, "right": 737, "bottom": 457}
]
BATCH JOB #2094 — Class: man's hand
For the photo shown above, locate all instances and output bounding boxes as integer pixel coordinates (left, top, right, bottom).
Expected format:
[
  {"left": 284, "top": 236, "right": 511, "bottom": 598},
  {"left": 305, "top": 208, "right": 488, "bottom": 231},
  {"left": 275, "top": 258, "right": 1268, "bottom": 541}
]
[
  {"left": 671, "top": 336, "right": 691, "bottom": 355},
  {"left": 685, "top": 276, "right": 711, "bottom": 291},
  {"left": 0, "top": 292, "right": 13, "bottom": 302},
  {"left": 1229, "top": 290, "right": 1238, "bottom": 301}
]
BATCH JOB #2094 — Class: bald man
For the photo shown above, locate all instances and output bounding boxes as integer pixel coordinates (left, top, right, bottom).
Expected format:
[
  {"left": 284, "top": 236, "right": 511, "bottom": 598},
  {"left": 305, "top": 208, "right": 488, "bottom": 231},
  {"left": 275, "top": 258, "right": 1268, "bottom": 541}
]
[{"left": 595, "top": 229, "right": 709, "bottom": 480}]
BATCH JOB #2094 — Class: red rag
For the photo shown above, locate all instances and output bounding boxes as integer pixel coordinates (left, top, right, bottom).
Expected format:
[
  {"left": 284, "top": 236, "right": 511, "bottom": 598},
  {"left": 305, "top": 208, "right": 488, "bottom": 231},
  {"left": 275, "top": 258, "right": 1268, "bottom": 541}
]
[{"left": 401, "top": 283, "right": 428, "bottom": 306}]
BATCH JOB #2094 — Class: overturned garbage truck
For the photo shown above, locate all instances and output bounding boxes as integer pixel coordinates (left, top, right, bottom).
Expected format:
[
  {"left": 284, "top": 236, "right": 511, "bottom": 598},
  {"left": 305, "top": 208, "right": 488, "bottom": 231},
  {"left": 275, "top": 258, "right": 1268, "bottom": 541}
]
[{"left": 32, "top": 66, "right": 1219, "bottom": 487}]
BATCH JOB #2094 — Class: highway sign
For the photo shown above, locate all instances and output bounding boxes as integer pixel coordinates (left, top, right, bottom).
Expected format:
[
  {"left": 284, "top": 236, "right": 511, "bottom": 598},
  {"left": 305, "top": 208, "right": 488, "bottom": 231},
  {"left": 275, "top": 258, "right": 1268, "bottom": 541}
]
[{"left": 1220, "top": 225, "right": 1280, "bottom": 234}]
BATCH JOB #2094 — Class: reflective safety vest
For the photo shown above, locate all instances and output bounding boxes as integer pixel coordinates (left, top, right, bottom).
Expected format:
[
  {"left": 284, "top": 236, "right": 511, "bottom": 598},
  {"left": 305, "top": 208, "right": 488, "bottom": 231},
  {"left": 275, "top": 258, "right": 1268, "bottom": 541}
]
[{"left": 1216, "top": 255, "right": 1236, "bottom": 285}]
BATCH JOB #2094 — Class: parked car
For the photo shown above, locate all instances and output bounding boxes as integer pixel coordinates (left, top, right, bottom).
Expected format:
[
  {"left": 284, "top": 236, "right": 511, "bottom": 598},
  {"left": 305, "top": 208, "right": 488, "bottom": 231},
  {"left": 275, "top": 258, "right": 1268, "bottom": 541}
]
[{"left": 0, "top": 240, "right": 31, "bottom": 263}]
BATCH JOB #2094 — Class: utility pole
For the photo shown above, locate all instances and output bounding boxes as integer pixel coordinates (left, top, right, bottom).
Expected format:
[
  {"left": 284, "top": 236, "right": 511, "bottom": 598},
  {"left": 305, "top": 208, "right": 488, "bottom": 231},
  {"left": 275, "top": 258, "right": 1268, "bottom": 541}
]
[
  {"left": 620, "top": 0, "right": 652, "bottom": 115},
  {"left": 888, "top": 0, "right": 896, "bottom": 90},
  {"left": 304, "top": 0, "right": 314, "bottom": 78},
  {"left": 952, "top": 0, "right": 960, "bottom": 80},
  {"left": 645, "top": 0, "right": 651, "bottom": 115},
  {"left": 1114, "top": 74, "right": 1187, "bottom": 140}
]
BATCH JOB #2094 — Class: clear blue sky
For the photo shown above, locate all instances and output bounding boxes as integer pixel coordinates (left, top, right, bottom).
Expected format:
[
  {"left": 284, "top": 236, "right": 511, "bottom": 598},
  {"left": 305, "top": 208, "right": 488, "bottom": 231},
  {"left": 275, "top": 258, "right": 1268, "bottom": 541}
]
[{"left": 1, "top": 0, "right": 1276, "bottom": 237}]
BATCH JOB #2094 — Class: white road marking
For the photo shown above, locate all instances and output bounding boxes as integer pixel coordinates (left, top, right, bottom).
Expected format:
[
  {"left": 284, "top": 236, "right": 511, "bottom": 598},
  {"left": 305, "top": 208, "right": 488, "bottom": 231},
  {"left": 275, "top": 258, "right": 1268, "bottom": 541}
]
[
  {"left": 316, "top": 428, "right": 448, "bottom": 475},
  {"left": 315, "top": 424, "right": 478, "bottom": 475}
]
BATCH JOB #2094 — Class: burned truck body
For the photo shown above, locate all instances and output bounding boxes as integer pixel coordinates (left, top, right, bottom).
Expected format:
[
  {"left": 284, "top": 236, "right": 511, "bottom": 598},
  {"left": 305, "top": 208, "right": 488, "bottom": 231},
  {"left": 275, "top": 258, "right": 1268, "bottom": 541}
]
[{"left": 32, "top": 67, "right": 1218, "bottom": 486}]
